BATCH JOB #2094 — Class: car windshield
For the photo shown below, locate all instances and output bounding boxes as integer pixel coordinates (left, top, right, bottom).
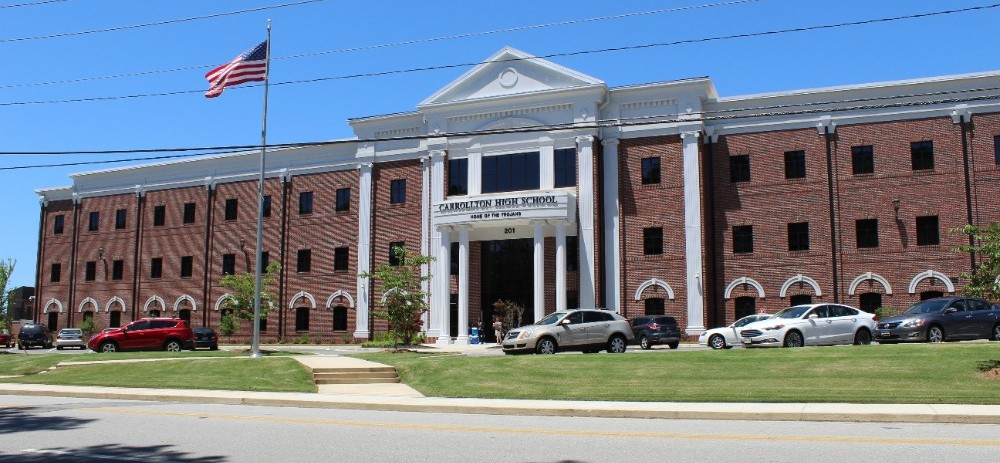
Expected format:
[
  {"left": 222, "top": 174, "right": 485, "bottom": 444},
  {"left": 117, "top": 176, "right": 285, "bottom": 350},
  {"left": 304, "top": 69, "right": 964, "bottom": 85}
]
[
  {"left": 904, "top": 299, "right": 950, "bottom": 315},
  {"left": 536, "top": 312, "right": 568, "bottom": 325},
  {"left": 772, "top": 306, "right": 812, "bottom": 319},
  {"left": 733, "top": 315, "right": 767, "bottom": 327},
  {"left": 60, "top": 329, "right": 81, "bottom": 335}
]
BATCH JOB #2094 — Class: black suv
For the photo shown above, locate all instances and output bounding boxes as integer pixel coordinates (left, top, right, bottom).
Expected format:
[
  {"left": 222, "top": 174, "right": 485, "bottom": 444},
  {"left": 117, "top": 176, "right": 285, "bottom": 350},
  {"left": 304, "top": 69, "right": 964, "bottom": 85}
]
[
  {"left": 18, "top": 323, "right": 52, "bottom": 349},
  {"left": 630, "top": 316, "right": 681, "bottom": 349}
]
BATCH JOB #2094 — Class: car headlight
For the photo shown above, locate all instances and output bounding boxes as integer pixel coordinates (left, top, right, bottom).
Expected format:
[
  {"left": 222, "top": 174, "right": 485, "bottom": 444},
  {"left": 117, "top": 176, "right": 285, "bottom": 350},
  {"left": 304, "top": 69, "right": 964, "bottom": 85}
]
[
  {"left": 762, "top": 324, "right": 785, "bottom": 331},
  {"left": 900, "top": 318, "right": 925, "bottom": 328},
  {"left": 517, "top": 329, "right": 534, "bottom": 340}
]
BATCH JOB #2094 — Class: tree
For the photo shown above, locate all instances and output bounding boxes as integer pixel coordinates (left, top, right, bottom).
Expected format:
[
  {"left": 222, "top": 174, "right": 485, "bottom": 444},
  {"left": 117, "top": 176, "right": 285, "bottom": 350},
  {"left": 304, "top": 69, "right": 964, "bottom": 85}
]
[
  {"left": 218, "top": 312, "right": 238, "bottom": 339},
  {"left": 360, "top": 246, "right": 432, "bottom": 347},
  {"left": 77, "top": 315, "right": 98, "bottom": 336},
  {"left": 955, "top": 223, "right": 1000, "bottom": 301},
  {"left": 0, "top": 258, "right": 15, "bottom": 330},
  {"left": 218, "top": 262, "right": 280, "bottom": 326},
  {"left": 492, "top": 299, "right": 525, "bottom": 334}
]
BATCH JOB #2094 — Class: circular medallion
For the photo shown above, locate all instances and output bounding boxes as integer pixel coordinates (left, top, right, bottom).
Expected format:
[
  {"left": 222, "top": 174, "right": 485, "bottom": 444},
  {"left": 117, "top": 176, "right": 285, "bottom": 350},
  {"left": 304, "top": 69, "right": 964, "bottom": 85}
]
[{"left": 499, "top": 68, "right": 518, "bottom": 88}]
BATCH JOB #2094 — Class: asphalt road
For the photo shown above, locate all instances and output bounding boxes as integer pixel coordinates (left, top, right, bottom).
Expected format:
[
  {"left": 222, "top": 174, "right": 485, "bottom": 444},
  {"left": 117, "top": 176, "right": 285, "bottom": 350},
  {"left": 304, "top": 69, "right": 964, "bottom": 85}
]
[{"left": 1, "top": 395, "right": 998, "bottom": 462}]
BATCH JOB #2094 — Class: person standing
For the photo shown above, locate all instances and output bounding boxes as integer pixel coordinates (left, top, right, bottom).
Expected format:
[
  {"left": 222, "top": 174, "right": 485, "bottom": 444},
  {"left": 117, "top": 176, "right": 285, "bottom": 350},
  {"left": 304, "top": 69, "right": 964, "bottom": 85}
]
[{"left": 492, "top": 317, "right": 503, "bottom": 344}]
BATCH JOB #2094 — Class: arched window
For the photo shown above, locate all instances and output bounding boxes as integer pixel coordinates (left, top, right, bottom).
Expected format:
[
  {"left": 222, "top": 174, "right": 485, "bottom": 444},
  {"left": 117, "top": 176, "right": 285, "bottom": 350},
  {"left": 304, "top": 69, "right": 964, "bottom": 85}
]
[
  {"left": 110, "top": 311, "right": 121, "bottom": 328},
  {"left": 735, "top": 297, "right": 756, "bottom": 319},
  {"left": 920, "top": 291, "right": 944, "bottom": 301},
  {"left": 858, "top": 293, "right": 882, "bottom": 313},
  {"left": 644, "top": 298, "right": 665, "bottom": 315},
  {"left": 789, "top": 294, "right": 813, "bottom": 306},
  {"left": 333, "top": 307, "right": 348, "bottom": 331},
  {"left": 178, "top": 309, "right": 191, "bottom": 324},
  {"left": 295, "top": 307, "right": 310, "bottom": 331},
  {"left": 148, "top": 309, "right": 161, "bottom": 318}
]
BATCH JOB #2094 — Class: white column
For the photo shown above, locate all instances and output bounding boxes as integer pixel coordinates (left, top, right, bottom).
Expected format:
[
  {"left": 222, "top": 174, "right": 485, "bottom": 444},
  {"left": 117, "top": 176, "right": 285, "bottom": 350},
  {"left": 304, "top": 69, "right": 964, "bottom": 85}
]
[
  {"left": 555, "top": 220, "right": 567, "bottom": 312},
  {"left": 436, "top": 226, "right": 452, "bottom": 345},
  {"left": 354, "top": 162, "right": 373, "bottom": 340},
  {"left": 539, "top": 138, "right": 555, "bottom": 190},
  {"left": 468, "top": 151, "right": 482, "bottom": 196},
  {"left": 420, "top": 156, "right": 431, "bottom": 336},
  {"left": 533, "top": 220, "right": 546, "bottom": 322},
  {"left": 681, "top": 131, "right": 706, "bottom": 334},
  {"left": 429, "top": 150, "right": 446, "bottom": 340},
  {"left": 576, "top": 136, "right": 597, "bottom": 308},
  {"left": 602, "top": 138, "right": 621, "bottom": 313},
  {"left": 454, "top": 225, "right": 470, "bottom": 344}
]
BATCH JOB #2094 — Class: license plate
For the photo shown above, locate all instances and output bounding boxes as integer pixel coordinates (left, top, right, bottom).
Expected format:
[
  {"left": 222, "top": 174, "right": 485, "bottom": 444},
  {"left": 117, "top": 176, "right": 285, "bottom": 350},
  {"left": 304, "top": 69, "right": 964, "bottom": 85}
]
[
  {"left": 742, "top": 338, "right": 752, "bottom": 343},
  {"left": 877, "top": 331, "right": 890, "bottom": 337}
]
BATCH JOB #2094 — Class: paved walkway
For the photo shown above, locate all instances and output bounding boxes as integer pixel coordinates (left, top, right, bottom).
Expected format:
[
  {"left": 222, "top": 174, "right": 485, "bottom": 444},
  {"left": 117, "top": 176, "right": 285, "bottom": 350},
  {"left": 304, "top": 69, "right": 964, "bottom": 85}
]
[{"left": 1, "top": 345, "right": 1000, "bottom": 424}]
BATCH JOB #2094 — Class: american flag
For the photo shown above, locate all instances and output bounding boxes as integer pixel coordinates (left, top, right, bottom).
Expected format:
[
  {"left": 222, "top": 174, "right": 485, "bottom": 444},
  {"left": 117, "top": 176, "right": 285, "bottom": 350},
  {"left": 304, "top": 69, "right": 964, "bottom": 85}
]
[{"left": 204, "top": 41, "right": 268, "bottom": 98}]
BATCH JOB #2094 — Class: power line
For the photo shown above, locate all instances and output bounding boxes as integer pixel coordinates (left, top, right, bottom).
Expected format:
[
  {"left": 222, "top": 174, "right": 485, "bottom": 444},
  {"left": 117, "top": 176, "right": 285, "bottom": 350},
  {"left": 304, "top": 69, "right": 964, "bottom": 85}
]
[
  {"left": 3, "top": 2, "right": 997, "bottom": 106},
  {"left": 0, "top": 0, "right": 326, "bottom": 43},
  {"left": 0, "top": 0, "right": 758, "bottom": 89},
  {"left": 0, "top": 0, "right": 68, "bottom": 9}
]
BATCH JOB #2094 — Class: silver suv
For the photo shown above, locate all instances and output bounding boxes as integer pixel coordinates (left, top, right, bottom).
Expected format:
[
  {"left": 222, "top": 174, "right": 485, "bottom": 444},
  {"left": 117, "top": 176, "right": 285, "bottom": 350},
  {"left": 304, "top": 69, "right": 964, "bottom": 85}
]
[{"left": 502, "top": 308, "right": 635, "bottom": 355}]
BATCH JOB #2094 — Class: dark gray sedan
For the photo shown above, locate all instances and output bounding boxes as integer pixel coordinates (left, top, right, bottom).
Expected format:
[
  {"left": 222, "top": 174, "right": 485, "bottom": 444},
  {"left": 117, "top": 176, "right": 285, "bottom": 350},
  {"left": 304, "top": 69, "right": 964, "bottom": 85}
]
[{"left": 876, "top": 297, "right": 1000, "bottom": 343}]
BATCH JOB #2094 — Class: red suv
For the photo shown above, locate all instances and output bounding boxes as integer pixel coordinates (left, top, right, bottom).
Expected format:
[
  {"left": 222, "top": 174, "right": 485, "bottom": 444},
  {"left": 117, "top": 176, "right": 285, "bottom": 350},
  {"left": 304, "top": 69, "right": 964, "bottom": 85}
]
[{"left": 87, "top": 318, "right": 194, "bottom": 353}]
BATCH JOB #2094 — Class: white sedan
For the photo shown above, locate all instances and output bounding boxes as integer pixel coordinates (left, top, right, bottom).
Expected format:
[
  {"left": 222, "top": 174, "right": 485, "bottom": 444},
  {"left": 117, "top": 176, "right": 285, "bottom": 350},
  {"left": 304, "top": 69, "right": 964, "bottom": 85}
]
[
  {"left": 698, "top": 314, "right": 773, "bottom": 349},
  {"left": 738, "top": 304, "right": 876, "bottom": 348}
]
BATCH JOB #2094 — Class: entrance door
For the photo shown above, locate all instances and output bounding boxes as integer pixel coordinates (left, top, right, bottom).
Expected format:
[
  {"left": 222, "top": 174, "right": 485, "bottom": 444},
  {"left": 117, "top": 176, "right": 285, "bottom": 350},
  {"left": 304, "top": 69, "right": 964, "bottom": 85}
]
[{"left": 481, "top": 239, "right": 534, "bottom": 341}]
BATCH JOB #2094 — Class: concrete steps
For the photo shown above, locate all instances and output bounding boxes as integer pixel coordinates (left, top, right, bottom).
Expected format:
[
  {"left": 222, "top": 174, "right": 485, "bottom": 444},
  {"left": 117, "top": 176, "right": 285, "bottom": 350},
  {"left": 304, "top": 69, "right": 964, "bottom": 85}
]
[{"left": 311, "top": 366, "right": 401, "bottom": 385}]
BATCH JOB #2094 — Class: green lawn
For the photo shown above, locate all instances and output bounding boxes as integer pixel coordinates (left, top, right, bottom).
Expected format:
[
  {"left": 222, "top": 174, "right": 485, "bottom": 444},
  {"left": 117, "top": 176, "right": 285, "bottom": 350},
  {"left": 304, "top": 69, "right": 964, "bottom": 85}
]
[{"left": 355, "top": 343, "right": 1000, "bottom": 404}]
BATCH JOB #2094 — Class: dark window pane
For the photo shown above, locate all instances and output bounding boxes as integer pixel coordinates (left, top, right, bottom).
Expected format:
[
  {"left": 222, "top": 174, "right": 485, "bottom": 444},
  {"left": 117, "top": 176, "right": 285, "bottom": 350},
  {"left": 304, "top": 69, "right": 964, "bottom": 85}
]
[
  {"left": 51, "top": 263, "right": 61, "bottom": 282},
  {"left": 734, "top": 297, "right": 756, "bottom": 319},
  {"left": 54, "top": 215, "right": 65, "bottom": 234},
  {"left": 336, "top": 188, "right": 350, "bottom": 211},
  {"left": 180, "top": 256, "right": 193, "bottom": 278},
  {"left": 112, "top": 260, "right": 123, "bottom": 280},
  {"left": 333, "top": 307, "right": 348, "bottom": 331},
  {"left": 859, "top": 293, "right": 882, "bottom": 313},
  {"left": 730, "top": 155, "right": 750, "bottom": 183},
  {"left": 911, "top": 140, "right": 934, "bottom": 170},
  {"left": 183, "top": 203, "right": 196, "bottom": 224},
  {"left": 153, "top": 205, "right": 165, "bottom": 226},
  {"left": 851, "top": 145, "right": 874, "bottom": 175},
  {"left": 566, "top": 236, "right": 579, "bottom": 271},
  {"left": 116, "top": 209, "right": 128, "bottom": 229},
  {"left": 644, "top": 298, "right": 665, "bottom": 315},
  {"left": 334, "top": 247, "right": 349, "bottom": 271},
  {"left": 732, "top": 225, "right": 754, "bottom": 254},
  {"left": 262, "top": 195, "right": 272, "bottom": 218},
  {"left": 88, "top": 211, "right": 100, "bottom": 231},
  {"left": 641, "top": 157, "right": 661, "bottom": 185},
  {"left": 389, "top": 241, "right": 405, "bottom": 266},
  {"left": 260, "top": 251, "right": 270, "bottom": 273},
  {"left": 450, "top": 242, "right": 459, "bottom": 275},
  {"left": 784, "top": 150, "right": 806, "bottom": 179},
  {"left": 481, "top": 152, "right": 540, "bottom": 194},
  {"left": 448, "top": 158, "right": 468, "bottom": 196},
  {"left": 295, "top": 307, "right": 309, "bottom": 331},
  {"left": 788, "top": 222, "right": 810, "bottom": 251},
  {"left": 390, "top": 179, "right": 406, "bottom": 204},
  {"left": 225, "top": 199, "right": 238, "bottom": 221},
  {"left": 85, "top": 261, "right": 96, "bottom": 281},
  {"left": 110, "top": 311, "right": 121, "bottom": 328},
  {"left": 297, "top": 249, "right": 311, "bottom": 272},
  {"left": 299, "top": 191, "right": 313, "bottom": 214},
  {"left": 222, "top": 254, "right": 235, "bottom": 275},
  {"left": 643, "top": 228, "right": 663, "bottom": 255},
  {"left": 916, "top": 215, "right": 940, "bottom": 246},
  {"left": 150, "top": 257, "right": 162, "bottom": 279},
  {"left": 994, "top": 135, "right": 1000, "bottom": 166},
  {"left": 554, "top": 148, "right": 576, "bottom": 188},
  {"left": 856, "top": 219, "right": 879, "bottom": 248}
]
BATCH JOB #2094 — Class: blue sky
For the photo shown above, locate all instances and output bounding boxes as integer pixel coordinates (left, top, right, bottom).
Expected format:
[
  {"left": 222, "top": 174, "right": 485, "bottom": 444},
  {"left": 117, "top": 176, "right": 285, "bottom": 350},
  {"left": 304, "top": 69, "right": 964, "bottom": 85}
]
[{"left": 2, "top": 0, "right": 999, "bottom": 289}]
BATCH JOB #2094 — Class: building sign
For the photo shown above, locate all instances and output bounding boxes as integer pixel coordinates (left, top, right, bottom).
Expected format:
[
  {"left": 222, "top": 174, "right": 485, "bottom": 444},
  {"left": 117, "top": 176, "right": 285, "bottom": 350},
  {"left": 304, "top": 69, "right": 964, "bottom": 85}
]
[{"left": 433, "top": 191, "right": 576, "bottom": 226}]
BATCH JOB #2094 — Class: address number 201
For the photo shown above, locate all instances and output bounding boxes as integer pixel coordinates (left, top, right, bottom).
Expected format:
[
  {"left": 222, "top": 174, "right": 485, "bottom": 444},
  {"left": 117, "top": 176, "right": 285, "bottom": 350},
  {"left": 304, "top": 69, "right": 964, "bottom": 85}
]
[{"left": 504, "top": 227, "right": 516, "bottom": 234}]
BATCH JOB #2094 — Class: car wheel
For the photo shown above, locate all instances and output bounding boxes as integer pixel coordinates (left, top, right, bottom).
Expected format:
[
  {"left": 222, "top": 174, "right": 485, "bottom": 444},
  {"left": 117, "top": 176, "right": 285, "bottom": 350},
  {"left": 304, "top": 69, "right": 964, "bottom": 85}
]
[
  {"left": 639, "top": 335, "right": 651, "bottom": 350},
  {"left": 783, "top": 331, "right": 804, "bottom": 348},
  {"left": 667, "top": 341, "right": 679, "bottom": 349},
  {"left": 853, "top": 329, "right": 872, "bottom": 345},
  {"left": 100, "top": 342, "right": 118, "bottom": 353},
  {"left": 535, "top": 337, "right": 557, "bottom": 354},
  {"left": 56, "top": 346, "right": 63, "bottom": 350},
  {"left": 991, "top": 324, "right": 1000, "bottom": 342},
  {"left": 607, "top": 335, "right": 627, "bottom": 353},
  {"left": 164, "top": 340, "right": 183, "bottom": 352},
  {"left": 927, "top": 325, "right": 945, "bottom": 343},
  {"left": 708, "top": 334, "right": 727, "bottom": 350},
  {"left": 210, "top": 343, "right": 219, "bottom": 351}
]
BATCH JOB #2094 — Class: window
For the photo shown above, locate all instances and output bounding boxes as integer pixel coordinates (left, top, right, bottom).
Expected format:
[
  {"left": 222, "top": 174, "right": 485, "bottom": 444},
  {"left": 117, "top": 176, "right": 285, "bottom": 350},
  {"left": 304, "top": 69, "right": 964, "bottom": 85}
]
[
  {"left": 788, "top": 222, "right": 810, "bottom": 251},
  {"left": 389, "top": 241, "right": 405, "bottom": 266},
  {"left": 995, "top": 135, "right": 1000, "bottom": 166},
  {"left": 51, "top": 263, "right": 61, "bottom": 282},
  {"left": 112, "top": 260, "right": 123, "bottom": 280},
  {"left": 334, "top": 247, "right": 349, "bottom": 271},
  {"left": 643, "top": 228, "right": 663, "bottom": 255},
  {"left": 852, "top": 145, "right": 874, "bottom": 175},
  {"left": 911, "top": 140, "right": 934, "bottom": 171},
  {"left": 641, "top": 157, "right": 661, "bottom": 184},
  {"left": 790, "top": 294, "right": 813, "bottom": 306},
  {"left": 183, "top": 203, "right": 196, "bottom": 224},
  {"left": 153, "top": 205, "right": 165, "bottom": 226},
  {"left": 333, "top": 306, "right": 348, "bottom": 331},
  {"left": 390, "top": 179, "right": 406, "bottom": 204},
  {"left": 481, "top": 152, "right": 540, "bottom": 194},
  {"left": 260, "top": 251, "right": 270, "bottom": 273},
  {"left": 180, "top": 256, "right": 193, "bottom": 278},
  {"left": 258, "top": 315, "right": 267, "bottom": 332},
  {"left": 116, "top": 209, "right": 127, "bottom": 229},
  {"left": 262, "top": 195, "right": 272, "bottom": 218},
  {"left": 856, "top": 219, "right": 879, "bottom": 249},
  {"left": 566, "top": 236, "right": 579, "bottom": 271},
  {"left": 916, "top": 215, "right": 940, "bottom": 246},
  {"left": 730, "top": 155, "right": 750, "bottom": 183},
  {"left": 54, "top": 215, "right": 65, "bottom": 234},
  {"left": 784, "top": 150, "right": 806, "bottom": 179},
  {"left": 110, "top": 311, "right": 121, "bottom": 328},
  {"left": 732, "top": 225, "right": 754, "bottom": 254},
  {"left": 150, "top": 257, "right": 163, "bottom": 279},
  {"left": 88, "top": 211, "right": 100, "bottom": 231},
  {"left": 644, "top": 298, "right": 665, "bottom": 315},
  {"left": 299, "top": 191, "right": 313, "bottom": 214},
  {"left": 554, "top": 148, "right": 576, "bottom": 188},
  {"left": 450, "top": 242, "right": 459, "bottom": 275},
  {"left": 335, "top": 188, "right": 350, "bottom": 211},
  {"left": 734, "top": 297, "right": 756, "bottom": 319},
  {"left": 224, "top": 198, "right": 238, "bottom": 220},
  {"left": 295, "top": 307, "right": 310, "bottom": 331},
  {"left": 85, "top": 261, "right": 96, "bottom": 281},
  {"left": 859, "top": 293, "right": 882, "bottom": 313},
  {"left": 222, "top": 254, "right": 235, "bottom": 275},
  {"left": 448, "top": 158, "right": 468, "bottom": 196},
  {"left": 297, "top": 249, "right": 311, "bottom": 272}
]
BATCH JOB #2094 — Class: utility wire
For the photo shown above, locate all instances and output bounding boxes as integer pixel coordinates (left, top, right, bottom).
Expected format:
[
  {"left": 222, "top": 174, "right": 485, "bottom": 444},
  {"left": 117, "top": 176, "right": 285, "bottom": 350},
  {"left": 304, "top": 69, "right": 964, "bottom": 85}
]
[
  {"left": 2, "top": 2, "right": 997, "bottom": 106},
  {"left": 0, "top": 0, "right": 326, "bottom": 43},
  {"left": 0, "top": 0, "right": 68, "bottom": 9},
  {"left": 0, "top": 0, "right": 758, "bottom": 89}
]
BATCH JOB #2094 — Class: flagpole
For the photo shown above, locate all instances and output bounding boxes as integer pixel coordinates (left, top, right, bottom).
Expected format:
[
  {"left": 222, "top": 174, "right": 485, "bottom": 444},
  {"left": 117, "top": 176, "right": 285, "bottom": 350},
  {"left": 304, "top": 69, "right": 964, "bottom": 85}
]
[{"left": 251, "top": 20, "right": 271, "bottom": 359}]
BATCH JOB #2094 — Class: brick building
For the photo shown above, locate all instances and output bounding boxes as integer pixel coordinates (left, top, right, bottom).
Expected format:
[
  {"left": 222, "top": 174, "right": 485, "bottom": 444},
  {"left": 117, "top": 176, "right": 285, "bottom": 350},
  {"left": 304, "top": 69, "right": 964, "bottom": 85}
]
[{"left": 32, "top": 47, "right": 1000, "bottom": 343}]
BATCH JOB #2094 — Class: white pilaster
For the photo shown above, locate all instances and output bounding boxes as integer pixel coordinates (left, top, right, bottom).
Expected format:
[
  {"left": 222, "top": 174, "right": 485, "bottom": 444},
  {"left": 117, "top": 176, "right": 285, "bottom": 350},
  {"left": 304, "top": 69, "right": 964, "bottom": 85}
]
[
  {"left": 576, "top": 136, "right": 597, "bottom": 308},
  {"left": 436, "top": 226, "right": 452, "bottom": 345},
  {"left": 681, "top": 131, "right": 706, "bottom": 334},
  {"left": 555, "top": 220, "right": 567, "bottom": 312},
  {"left": 539, "top": 137, "right": 555, "bottom": 190},
  {"left": 454, "top": 225, "right": 470, "bottom": 345},
  {"left": 468, "top": 151, "right": 482, "bottom": 196},
  {"left": 354, "top": 162, "right": 373, "bottom": 339},
  {"left": 420, "top": 156, "right": 431, "bottom": 336},
  {"left": 429, "top": 150, "right": 446, "bottom": 340},
  {"left": 533, "top": 220, "right": 546, "bottom": 322},
  {"left": 602, "top": 138, "right": 621, "bottom": 313}
]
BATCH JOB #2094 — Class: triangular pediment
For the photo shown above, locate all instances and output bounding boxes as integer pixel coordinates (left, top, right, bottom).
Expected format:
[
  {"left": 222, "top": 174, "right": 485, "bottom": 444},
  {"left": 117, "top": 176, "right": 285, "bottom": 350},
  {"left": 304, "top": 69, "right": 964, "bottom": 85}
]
[{"left": 419, "top": 47, "right": 604, "bottom": 107}]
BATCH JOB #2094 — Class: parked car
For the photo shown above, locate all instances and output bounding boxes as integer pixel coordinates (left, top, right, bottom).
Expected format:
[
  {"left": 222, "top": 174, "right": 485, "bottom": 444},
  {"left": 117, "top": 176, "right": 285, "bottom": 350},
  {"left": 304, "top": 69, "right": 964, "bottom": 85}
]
[
  {"left": 55, "top": 328, "right": 87, "bottom": 350},
  {"left": 502, "top": 308, "right": 635, "bottom": 354},
  {"left": 87, "top": 318, "right": 194, "bottom": 353},
  {"left": 739, "top": 304, "right": 876, "bottom": 348},
  {"left": 629, "top": 315, "right": 681, "bottom": 349},
  {"left": 0, "top": 330, "right": 11, "bottom": 348},
  {"left": 17, "top": 323, "right": 52, "bottom": 349},
  {"left": 192, "top": 327, "right": 219, "bottom": 350},
  {"left": 876, "top": 297, "right": 1000, "bottom": 343},
  {"left": 698, "top": 313, "right": 773, "bottom": 349}
]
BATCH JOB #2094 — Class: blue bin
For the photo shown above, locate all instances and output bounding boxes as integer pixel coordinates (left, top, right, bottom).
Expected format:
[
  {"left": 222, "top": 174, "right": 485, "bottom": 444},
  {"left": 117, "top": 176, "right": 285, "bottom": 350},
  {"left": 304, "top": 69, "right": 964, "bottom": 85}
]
[{"left": 470, "top": 327, "right": 479, "bottom": 344}]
